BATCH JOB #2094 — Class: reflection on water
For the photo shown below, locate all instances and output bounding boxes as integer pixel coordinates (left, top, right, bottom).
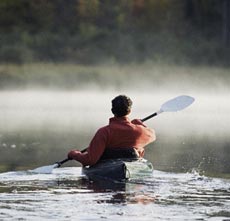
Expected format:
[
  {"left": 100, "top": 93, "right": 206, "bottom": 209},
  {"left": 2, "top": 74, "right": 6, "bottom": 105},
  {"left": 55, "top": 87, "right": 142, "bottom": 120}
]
[
  {"left": 0, "top": 90, "right": 229, "bottom": 175},
  {"left": 0, "top": 167, "right": 229, "bottom": 220}
]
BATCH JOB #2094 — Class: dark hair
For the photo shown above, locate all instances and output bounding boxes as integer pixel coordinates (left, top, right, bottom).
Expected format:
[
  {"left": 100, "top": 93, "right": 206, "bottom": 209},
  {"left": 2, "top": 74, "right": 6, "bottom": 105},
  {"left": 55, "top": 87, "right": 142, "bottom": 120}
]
[{"left": 111, "top": 95, "right": 132, "bottom": 117}]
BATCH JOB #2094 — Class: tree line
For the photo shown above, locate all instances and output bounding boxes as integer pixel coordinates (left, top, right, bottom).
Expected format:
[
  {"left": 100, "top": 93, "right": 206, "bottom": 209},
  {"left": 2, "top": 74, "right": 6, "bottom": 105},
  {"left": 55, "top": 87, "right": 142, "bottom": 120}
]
[{"left": 0, "top": 0, "right": 229, "bottom": 65}]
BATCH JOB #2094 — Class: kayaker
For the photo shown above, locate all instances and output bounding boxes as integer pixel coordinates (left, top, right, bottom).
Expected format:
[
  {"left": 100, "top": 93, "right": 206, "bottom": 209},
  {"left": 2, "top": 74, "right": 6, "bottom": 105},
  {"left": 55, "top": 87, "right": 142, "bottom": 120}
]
[{"left": 68, "top": 95, "right": 156, "bottom": 166}]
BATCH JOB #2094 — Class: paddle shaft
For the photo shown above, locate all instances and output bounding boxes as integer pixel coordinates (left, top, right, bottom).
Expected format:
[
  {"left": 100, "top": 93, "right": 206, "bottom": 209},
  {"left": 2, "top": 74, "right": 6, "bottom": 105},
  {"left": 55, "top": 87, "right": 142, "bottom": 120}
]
[
  {"left": 56, "top": 158, "right": 70, "bottom": 168},
  {"left": 58, "top": 158, "right": 70, "bottom": 165},
  {"left": 141, "top": 112, "right": 158, "bottom": 122}
]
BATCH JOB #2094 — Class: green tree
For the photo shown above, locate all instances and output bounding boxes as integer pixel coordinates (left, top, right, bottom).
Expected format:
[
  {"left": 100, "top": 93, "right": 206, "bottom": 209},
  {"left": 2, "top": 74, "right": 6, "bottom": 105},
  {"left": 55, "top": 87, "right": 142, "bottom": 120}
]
[
  {"left": 0, "top": 0, "right": 55, "bottom": 33},
  {"left": 223, "top": 0, "right": 230, "bottom": 46}
]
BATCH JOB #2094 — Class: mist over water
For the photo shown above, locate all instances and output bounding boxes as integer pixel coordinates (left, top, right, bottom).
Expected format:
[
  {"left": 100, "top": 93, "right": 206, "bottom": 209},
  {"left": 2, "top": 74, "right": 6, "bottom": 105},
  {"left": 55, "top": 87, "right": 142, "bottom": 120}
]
[
  {"left": 0, "top": 65, "right": 229, "bottom": 221},
  {"left": 0, "top": 88, "right": 229, "bottom": 175}
]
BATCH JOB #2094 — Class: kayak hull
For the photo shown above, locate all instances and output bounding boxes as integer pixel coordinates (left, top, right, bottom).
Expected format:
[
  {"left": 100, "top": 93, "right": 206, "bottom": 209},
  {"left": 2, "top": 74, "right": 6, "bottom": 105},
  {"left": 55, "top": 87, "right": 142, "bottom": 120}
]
[{"left": 82, "top": 158, "right": 153, "bottom": 181}]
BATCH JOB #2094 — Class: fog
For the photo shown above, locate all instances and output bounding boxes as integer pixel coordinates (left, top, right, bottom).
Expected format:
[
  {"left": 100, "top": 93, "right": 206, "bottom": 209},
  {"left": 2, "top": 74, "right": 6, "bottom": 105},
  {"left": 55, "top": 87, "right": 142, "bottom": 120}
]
[
  {"left": 0, "top": 62, "right": 230, "bottom": 175},
  {"left": 0, "top": 86, "right": 229, "bottom": 175},
  {"left": 0, "top": 90, "right": 229, "bottom": 136}
]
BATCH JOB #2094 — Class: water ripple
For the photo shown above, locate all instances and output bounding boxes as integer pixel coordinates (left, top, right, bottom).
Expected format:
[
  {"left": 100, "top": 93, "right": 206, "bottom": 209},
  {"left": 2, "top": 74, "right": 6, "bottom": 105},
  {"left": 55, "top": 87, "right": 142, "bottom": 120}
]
[{"left": 0, "top": 168, "right": 229, "bottom": 220}]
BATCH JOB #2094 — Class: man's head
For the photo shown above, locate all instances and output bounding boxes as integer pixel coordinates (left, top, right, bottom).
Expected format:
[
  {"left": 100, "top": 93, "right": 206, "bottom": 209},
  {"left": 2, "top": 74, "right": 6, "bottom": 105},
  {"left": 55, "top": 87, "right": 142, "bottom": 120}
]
[{"left": 111, "top": 95, "right": 133, "bottom": 117}]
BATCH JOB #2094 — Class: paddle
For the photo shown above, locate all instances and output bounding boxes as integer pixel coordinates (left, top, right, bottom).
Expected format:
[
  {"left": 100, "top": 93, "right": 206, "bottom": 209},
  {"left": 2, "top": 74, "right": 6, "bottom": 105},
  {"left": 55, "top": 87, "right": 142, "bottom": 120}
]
[
  {"left": 141, "top": 95, "right": 195, "bottom": 122},
  {"left": 30, "top": 95, "right": 194, "bottom": 173},
  {"left": 53, "top": 95, "right": 194, "bottom": 169}
]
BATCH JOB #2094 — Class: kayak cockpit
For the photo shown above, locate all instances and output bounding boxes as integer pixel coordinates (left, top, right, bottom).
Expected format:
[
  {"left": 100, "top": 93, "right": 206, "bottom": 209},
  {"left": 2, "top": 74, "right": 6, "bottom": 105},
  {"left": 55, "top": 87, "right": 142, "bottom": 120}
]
[{"left": 82, "top": 158, "right": 153, "bottom": 182}]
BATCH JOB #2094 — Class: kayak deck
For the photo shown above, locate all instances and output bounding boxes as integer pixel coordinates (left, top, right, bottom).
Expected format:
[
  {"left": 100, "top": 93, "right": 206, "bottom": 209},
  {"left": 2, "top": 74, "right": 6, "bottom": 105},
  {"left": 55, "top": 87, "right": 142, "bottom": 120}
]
[{"left": 82, "top": 158, "right": 153, "bottom": 181}]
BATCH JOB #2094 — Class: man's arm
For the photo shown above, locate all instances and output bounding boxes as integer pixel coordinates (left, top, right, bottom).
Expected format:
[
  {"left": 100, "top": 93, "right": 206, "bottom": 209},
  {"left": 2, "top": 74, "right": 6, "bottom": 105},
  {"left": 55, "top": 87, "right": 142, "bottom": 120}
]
[{"left": 68, "top": 127, "right": 109, "bottom": 166}]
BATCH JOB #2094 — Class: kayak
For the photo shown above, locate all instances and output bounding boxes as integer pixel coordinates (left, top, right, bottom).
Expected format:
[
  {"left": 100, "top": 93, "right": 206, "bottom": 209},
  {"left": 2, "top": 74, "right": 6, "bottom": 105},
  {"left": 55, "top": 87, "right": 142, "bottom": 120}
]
[{"left": 82, "top": 158, "right": 153, "bottom": 181}]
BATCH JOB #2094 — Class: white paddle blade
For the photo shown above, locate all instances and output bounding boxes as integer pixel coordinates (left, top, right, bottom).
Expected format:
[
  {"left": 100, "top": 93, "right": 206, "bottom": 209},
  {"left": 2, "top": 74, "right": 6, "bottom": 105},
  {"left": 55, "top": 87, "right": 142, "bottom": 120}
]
[
  {"left": 161, "top": 95, "right": 195, "bottom": 112},
  {"left": 28, "top": 164, "right": 58, "bottom": 174}
]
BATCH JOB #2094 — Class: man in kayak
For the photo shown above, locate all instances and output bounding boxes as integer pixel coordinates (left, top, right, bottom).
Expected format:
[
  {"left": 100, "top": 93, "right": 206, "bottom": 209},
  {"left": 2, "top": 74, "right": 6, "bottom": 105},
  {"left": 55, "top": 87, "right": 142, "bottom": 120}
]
[{"left": 68, "top": 95, "right": 156, "bottom": 166}]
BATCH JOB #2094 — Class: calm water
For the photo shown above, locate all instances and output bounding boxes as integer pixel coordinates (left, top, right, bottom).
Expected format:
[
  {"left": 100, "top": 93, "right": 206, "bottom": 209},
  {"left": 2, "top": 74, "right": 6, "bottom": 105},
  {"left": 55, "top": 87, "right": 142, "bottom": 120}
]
[
  {"left": 0, "top": 90, "right": 230, "bottom": 220},
  {"left": 0, "top": 167, "right": 229, "bottom": 221}
]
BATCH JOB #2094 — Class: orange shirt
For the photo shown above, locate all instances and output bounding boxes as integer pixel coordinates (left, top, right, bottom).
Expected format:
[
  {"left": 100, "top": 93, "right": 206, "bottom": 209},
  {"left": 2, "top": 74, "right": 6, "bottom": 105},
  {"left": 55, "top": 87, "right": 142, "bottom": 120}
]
[{"left": 68, "top": 116, "right": 156, "bottom": 166}]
